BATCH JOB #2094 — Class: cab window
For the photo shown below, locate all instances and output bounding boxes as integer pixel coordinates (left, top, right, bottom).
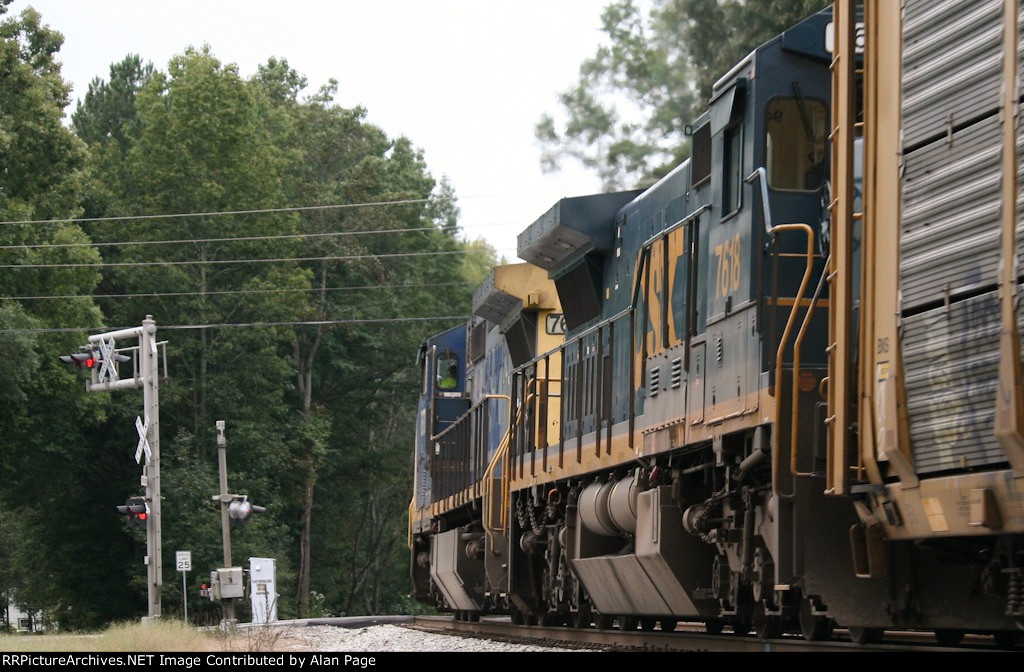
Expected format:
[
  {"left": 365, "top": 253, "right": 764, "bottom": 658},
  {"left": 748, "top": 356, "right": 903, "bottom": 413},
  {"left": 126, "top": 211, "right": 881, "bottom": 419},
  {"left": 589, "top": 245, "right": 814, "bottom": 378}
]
[
  {"left": 766, "top": 97, "right": 827, "bottom": 191},
  {"left": 436, "top": 350, "right": 459, "bottom": 390}
]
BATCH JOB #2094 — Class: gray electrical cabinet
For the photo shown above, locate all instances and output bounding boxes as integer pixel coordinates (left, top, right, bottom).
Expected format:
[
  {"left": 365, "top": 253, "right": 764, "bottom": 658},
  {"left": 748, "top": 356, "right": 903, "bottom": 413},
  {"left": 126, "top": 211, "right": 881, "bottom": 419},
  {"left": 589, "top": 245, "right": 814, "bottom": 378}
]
[{"left": 214, "top": 566, "right": 245, "bottom": 599}]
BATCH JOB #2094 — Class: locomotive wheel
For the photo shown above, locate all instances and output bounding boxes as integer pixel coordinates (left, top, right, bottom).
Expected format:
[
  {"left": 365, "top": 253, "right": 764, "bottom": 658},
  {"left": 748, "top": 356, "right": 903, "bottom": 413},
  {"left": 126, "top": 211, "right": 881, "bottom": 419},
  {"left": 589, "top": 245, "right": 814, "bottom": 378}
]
[
  {"left": 705, "top": 619, "right": 725, "bottom": 635},
  {"left": 798, "top": 598, "right": 833, "bottom": 641},
  {"left": 994, "top": 630, "right": 1023, "bottom": 647},
  {"left": 933, "top": 629, "right": 964, "bottom": 646},
  {"left": 660, "top": 618, "right": 678, "bottom": 633},
  {"left": 639, "top": 617, "right": 658, "bottom": 632},
  {"left": 595, "top": 613, "right": 614, "bottom": 630},
  {"left": 467, "top": 611, "right": 480, "bottom": 623},
  {"left": 510, "top": 605, "right": 525, "bottom": 626},
  {"left": 731, "top": 620, "right": 752, "bottom": 636},
  {"left": 752, "top": 601, "right": 782, "bottom": 640},
  {"left": 848, "top": 626, "right": 883, "bottom": 644},
  {"left": 619, "top": 615, "right": 638, "bottom": 631},
  {"left": 541, "top": 611, "right": 564, "bottom": 627}
]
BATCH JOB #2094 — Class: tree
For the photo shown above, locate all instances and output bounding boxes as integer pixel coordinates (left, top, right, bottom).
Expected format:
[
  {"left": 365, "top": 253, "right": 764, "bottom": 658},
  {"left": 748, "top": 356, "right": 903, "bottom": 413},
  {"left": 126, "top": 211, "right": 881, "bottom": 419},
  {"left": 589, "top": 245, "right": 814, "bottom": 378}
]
[
  {"left": 53, "top": 32, "right": 484, "bottom": 626},
  {"left": 536, "top": 0, "right": 829, "bottom": 189},
  {"left": 72, "top": 45, "right": 304, "bottom": 621},
  {"left": 254, "top": 70, "right": 477, "bottom": 617},
  {"left": 672, "top": 0, "right": 830, "bottom": 103},
  {"left": 71, "top": 54, "right": 154, "bottom": 149},
  {"left": 0, "top": 1, "right": 129, "bottom": 628}
]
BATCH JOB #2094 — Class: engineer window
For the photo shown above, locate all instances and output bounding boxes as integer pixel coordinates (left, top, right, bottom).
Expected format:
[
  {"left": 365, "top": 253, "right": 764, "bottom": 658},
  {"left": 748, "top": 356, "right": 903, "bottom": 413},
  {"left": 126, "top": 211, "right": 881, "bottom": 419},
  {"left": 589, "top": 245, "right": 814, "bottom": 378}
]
[
  {"left": 766, "top": 97, "right": 827, "bottom": 191},
  {"left": 436, "top": 350, "right": 459, "bottom": 390}
]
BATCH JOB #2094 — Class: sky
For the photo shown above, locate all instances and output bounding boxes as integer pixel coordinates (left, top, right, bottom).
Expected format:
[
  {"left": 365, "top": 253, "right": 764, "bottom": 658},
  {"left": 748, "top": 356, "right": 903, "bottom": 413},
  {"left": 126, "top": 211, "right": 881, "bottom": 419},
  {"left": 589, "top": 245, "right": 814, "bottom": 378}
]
[{"left": 6, "top": 0, "right": 613, "bottom": 261}]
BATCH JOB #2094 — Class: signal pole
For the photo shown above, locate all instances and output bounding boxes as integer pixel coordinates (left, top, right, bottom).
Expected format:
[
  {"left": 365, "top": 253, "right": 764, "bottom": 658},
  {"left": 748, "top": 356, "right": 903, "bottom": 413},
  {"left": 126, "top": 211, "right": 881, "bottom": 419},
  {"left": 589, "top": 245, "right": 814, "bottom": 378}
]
[
  {"left": 209, "top": 420, "right": 265, "bottom": 629},
  {"left": 85, "top": 315, "right": 163, "bottom": 623}
]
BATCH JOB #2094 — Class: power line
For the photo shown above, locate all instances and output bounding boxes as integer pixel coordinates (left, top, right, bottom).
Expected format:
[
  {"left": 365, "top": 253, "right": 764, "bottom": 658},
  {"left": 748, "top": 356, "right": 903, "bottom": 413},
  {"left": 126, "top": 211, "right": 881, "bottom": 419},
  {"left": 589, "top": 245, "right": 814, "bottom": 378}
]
[
  {"left": 0, "top": 315, "right": 470, "bottom": 335},
  {"left": 0, "top": 197, "right": 431, "bottom": 227},
  {"left": 0, "top": 248, "right": 469, "bottom": 269},
  {"left": 4, "top": 281, "right": 474, "bottom": 302},
  {"left": 0, "top": 226, "right": 438, "bottom": 250}
]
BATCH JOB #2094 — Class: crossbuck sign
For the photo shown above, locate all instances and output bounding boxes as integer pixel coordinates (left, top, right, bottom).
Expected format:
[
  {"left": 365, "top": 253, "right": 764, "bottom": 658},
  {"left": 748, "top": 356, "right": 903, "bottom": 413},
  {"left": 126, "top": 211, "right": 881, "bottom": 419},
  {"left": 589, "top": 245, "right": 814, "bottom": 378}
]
[
  {"left": 135, "top": 415, "right": 152, "bottom": 464},
  {"left": 96, "top": 336, "right": 119, "bottom": 383}
]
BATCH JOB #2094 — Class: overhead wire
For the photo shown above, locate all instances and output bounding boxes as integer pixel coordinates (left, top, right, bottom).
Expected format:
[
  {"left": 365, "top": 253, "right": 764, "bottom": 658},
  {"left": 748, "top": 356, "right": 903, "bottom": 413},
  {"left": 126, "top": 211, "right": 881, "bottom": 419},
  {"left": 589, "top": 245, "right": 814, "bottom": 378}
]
[
  {"left": 0, "top": 197, "right": 432, "bottom": 226},
  {"left": 0, "top": 248, "right": 471, "bottom": 269},
  {"left": 0, "top": 225, "right": 439, "bottom": 250},
  {"left": 0, "top": 315, "right": 472, "bottom": 335},
  {"left": 0, "top": 197, "right": 503, "bottom": 322},
  {"left": 5, "top": 281, "right": 475, "bottom": 302}
]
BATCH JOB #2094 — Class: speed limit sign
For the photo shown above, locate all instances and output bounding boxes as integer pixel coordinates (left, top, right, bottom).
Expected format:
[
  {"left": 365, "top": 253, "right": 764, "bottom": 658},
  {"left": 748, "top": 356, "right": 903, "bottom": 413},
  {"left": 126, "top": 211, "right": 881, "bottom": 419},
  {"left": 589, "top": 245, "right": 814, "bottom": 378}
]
[{"left": 176, "top": 550, "right": 191, "bottom": 572}]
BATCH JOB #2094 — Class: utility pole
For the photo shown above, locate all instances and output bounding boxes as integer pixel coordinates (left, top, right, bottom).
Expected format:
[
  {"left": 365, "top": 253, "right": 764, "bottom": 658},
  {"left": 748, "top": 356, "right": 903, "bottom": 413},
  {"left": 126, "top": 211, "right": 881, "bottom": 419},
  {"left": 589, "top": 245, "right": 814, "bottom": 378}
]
[
  {"left": 207, "top": 421, "right": 266, "bottom": 629},
  {"left": 215, "top": 420, "right": 237, "bottom": 627}
]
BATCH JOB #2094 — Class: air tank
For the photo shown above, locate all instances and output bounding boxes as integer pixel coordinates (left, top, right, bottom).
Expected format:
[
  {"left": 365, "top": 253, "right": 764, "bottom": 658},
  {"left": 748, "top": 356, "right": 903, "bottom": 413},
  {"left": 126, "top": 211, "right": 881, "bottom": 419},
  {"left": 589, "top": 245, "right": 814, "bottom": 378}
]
[{"left": 578, "top": 473, "right": 639, "bottom": 537}]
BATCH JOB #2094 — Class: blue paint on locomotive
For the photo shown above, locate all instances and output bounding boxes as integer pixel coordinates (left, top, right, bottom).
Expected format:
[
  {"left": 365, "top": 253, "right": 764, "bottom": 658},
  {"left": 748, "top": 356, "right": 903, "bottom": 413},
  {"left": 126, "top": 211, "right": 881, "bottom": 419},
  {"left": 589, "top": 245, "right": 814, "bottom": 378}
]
[
  {"left": 412, "top": 324, "right": 469, "bottom": 509},
  {"left": 544, "top": 7, "right": 835, "bottom": 442}
]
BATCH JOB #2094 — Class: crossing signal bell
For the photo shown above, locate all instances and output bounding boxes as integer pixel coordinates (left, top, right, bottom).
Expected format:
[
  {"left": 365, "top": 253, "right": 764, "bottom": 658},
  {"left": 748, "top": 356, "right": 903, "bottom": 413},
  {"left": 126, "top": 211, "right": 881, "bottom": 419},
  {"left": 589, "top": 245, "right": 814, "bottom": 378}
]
[
  {"left": 228, "top": 497, "right": 266, "bottom": 526},
  {"left": 117, "top": 496, "right": 149, "bottom": 527}
]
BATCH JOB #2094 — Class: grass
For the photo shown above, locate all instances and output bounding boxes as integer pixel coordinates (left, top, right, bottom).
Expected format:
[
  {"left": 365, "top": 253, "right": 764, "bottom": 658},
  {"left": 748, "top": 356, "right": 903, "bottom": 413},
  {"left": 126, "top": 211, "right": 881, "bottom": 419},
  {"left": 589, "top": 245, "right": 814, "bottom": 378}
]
[{"left": 0, "top": 620, "right": 290, "bottom": 652}]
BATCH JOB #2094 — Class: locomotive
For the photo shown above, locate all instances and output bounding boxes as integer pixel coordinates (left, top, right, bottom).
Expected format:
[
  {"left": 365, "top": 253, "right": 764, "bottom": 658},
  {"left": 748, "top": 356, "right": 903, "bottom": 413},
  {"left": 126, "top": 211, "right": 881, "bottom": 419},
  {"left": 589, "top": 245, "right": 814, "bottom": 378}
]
[{"left": 409, "top": 1, "right": 1024, "bottom": 646}]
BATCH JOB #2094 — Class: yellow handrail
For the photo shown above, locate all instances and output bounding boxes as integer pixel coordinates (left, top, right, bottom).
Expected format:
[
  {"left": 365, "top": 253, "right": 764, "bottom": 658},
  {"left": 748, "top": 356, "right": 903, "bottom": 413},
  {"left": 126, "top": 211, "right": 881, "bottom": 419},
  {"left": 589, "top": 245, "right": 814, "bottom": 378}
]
[
  {"left": 769, "top": 223, "right": 815, "bottom": 499},
  {"left": 790, "top": 256, "right": 828, "bottom": 481},
  {"left": 481, "top": 381, "right": 550, "bottom": 547}
]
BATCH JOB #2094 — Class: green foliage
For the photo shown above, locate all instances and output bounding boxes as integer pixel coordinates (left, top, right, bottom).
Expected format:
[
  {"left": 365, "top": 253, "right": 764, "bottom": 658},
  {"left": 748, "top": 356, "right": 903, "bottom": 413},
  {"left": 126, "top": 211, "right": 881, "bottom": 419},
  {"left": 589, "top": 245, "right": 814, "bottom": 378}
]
[
  {"left": 71, "top": 55, "right": 154, "bottom": 149},
  {"left": 0, "top": 9, "right": 481, "bottom": 624},
  {"left": 673, "top": 0, "right": 831, "bottom": 103},
  {"left": 0, "top": 0, "right": 494, "bottom": 630}
]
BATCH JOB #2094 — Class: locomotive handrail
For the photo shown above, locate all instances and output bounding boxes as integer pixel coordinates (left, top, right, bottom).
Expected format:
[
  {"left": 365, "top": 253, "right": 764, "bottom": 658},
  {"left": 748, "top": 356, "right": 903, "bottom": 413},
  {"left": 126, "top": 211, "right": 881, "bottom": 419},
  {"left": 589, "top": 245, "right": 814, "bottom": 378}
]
[
  {"left": 482, "top": 390, "right": 536, "bottom": 545},
  {"left": 745, "top": 167, "right": 820, "bottom": 496},
  {"left": 746, "top": 167, "right": 774, "bottom": 234},
  {"left": 640, "top": 204, "right": 711, "bottom": 249},
  {"left": 429, "top": 393, "right": 510, "bottom": 443},
  {"left": 768, "top": 222, "right": 815, "bottom": 500},
  {"left": 789, "top": 255, "right": 830, "bottom": 482}
]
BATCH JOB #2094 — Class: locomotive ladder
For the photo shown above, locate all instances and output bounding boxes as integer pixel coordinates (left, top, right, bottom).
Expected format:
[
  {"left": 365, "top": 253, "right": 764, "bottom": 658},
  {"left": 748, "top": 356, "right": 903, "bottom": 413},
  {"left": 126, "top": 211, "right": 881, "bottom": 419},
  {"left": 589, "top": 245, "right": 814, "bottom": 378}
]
[{"left": 824, "top": 0, "right": 864, "bottom": 496}]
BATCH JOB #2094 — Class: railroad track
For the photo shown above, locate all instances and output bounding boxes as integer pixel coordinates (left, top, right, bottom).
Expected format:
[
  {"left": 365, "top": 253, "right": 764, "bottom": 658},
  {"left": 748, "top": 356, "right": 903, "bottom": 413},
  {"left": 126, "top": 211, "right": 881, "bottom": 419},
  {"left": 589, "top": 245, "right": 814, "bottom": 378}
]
[{"left": 410, "top": 616, "right": 1018, "bottom": 653}]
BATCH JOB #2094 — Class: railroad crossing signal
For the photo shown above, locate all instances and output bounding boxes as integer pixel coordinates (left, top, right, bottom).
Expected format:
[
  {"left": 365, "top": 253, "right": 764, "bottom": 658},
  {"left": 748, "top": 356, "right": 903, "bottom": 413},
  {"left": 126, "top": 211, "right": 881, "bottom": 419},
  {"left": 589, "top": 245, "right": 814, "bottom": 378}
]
[
  {"left": 59, "top": 350, "right": 97, "bottom": 370},
  {"left": 116, "top": 496, "right": 149, "bottom": 527},
  {"left": 59, "top": 346, "right": 130, "bottom": 381}
]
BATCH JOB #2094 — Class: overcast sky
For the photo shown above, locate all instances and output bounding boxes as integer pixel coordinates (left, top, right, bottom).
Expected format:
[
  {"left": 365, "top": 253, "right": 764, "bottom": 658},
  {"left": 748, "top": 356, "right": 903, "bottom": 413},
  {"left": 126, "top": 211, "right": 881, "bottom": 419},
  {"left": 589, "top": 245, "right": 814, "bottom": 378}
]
[{"left": 7, "top": 0, "right": 612, "bottom": 260}]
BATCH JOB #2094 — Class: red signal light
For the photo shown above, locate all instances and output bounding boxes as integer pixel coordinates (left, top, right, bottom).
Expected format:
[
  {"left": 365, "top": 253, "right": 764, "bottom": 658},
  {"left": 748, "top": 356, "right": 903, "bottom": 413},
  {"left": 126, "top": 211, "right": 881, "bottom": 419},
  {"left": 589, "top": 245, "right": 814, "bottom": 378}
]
[
  {"left": 60, "top": 351, "right": 98, "bottom": 369},
  {"left": 136, "top": 511, "right": 147, "bottom": 522}
]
